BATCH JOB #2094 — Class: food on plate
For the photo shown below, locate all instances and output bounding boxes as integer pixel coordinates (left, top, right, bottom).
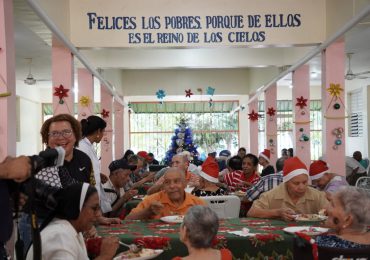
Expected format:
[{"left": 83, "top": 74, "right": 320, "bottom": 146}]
[
  {"left": 283, "top": 226, "right": 329, "bottom": 236},
  {"left": 295, "top": 214, "right": 327, "bottom": 221},
  {"left": 318, "top": 209, "right": 327, "bottom": 216},
  {"left": 174, "top": 215, "right": 184, "bottom": 222},
  {"left": 115, "top": 248, "right": 159, "bottom": 259}
]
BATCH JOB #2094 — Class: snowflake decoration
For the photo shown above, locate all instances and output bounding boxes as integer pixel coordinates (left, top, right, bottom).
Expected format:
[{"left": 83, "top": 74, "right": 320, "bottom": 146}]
[
  {"left": 185, "top": 89, "right": 193, "bottom": 98},
  {"left": 101, "top": 109, "right": 110, "bottom": 118},
  {"left": 248, "top": 110, "right": 260, "bottom": 121},
  {"left": 296, "top": 96, "right": 308, "bottom": 109},
  {"left": 327, "top": 83, "right": 343, "bottom": 98},
  {"left": 53, "top": 84, "right": 69, "bottom": 104},
  {"left": 156, "top": 89, "right": 166, "bottom": 99},
  {"left": 267, "top": 107, "right": 276, "bottom": 117},
  {"left": 206, "top": 86, "right": 215, "bottom": 96}
]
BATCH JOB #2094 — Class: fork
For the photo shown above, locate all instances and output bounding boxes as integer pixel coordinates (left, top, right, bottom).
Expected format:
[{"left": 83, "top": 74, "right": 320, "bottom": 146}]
[{"left": 119, "top": 241, "right": 140, "bottom": 253}]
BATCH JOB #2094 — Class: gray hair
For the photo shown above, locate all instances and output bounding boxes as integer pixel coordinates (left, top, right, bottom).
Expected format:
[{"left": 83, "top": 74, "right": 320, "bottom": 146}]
[
  {"left": 183, "top": 206, "right": 219, "bottom": 249},
  {"left": 335, "top": 186, "right": 370, "bottom": 231},
  {"left": 173, "top": 153, "right": 189, "bottom": 164}
]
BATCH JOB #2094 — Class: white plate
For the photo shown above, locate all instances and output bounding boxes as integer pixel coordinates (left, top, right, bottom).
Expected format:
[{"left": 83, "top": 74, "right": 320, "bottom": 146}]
[
  {"left": 113, "top": 249, "right": 163, "bottom": 260},
  {"left": 283, "top": 226, "right": 329, "bottom": 236},
  {"left": 133, "top": 195, "right": 146, "bottom": 200},
  {"left": 294, "top": 214, "right": 327, "bottom": 222},
  {"left": 160, "top": 215, "right": 184, "bottom": 223}
]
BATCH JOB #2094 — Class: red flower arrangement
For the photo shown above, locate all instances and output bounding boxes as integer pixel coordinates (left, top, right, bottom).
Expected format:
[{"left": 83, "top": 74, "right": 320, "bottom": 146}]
[
  {"left": 53, "top": 84, "right": 69, "bottom": 104},
  {"left": 133, "top": 236, "right": 171, "bottom": 250},
  {"left": 211, "top": 235, "right": 227, "bottom": 249},
  {"left": 249, "top": 233, "right": 283, "bottom": 247},
  {"left": 248, "top": 110, "right": 260, "bottom": 121},
  {"left": 85, "top": 237, "right": 102, "bottom": 258}
]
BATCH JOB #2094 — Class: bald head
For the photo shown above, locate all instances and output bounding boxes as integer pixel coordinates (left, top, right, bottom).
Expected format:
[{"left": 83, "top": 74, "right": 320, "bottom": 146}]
[{"left": 163, "top": 167, "right": 186, "bottom": 202}]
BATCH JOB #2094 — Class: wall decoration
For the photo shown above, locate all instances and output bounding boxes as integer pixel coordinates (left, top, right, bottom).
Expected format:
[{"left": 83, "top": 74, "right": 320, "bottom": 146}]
[
  {"left": 295, "top": 96, "right": 308, "bottom": 115},
  {"left": 266, "top": 107, "right": 276, "bottom": 121},
  {"left": 185, "top": 89, "right": 193, "bottom": 98},
  {"left": 156, "top": 89, "right": 166, "bottom": 104},
  {"left": 324, "top": 83, "right": 348, "bottom": 119},
  {"left": 53, "top": 84, "right": 69, "bottom": 104},
  {"left": 298, "top": 127, "right": 310, "bottom": 142},
  {"left": 332, "top": 127, "right": 344, "bottom": 150},
  {"left": 0, "top": 92, "right": 11, "bottom": 97},
  {"left": 206, "top": 86, "right": 215, "bottom": 96},
  {"left": 248, "top": 110, "right": 260, "bottom": 121},
  {"left": 101, "top": 108, "right": 110, "bottom": 118},
  {"left": 79, "top": 96, "right": 91, "bottom": 107}
]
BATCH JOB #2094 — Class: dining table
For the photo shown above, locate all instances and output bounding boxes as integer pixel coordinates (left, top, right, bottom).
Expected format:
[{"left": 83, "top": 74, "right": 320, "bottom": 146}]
[{"left": 97, "top": 217, "right": 327, "bottom": 260}]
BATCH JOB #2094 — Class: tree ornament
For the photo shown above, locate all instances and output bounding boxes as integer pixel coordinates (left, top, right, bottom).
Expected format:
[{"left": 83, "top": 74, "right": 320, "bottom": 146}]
[
  {"left": 185, "top": 89, "right": 193, "bottom": 98},
  {"left": 248, "top": 110, "right": 260, "bottom": 121},
  {"left": 101, "top": 109, "right": 110, "bottom": 118},
  {"left": 333, "top": 103, "right": 340, "bottom": 110},
  {"left": 299, "top": 128, "right": 304, "bottom": 132},
  {"left": 331, "top": 127, "right": 344, "bottom": 149},
  {"left": 53, "top": 84, "right": 69, "bottom": 104}
]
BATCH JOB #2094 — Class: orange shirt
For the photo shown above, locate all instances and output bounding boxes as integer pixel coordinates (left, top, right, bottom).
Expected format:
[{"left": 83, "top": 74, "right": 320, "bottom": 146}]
[{"left": 130, "top": 190, "right": 206, "bottom": 219}]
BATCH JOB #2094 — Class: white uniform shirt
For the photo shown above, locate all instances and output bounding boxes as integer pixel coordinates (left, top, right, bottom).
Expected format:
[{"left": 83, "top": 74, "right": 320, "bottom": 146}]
[
  {"left": 26, "top": 218, "right": 88, "bottom": 260},
  {"left": 345, "top": 156, "right": 366, "bottom": 176},
  {"left": 78, "top": 137, "right": 111, "bottom": 213}
]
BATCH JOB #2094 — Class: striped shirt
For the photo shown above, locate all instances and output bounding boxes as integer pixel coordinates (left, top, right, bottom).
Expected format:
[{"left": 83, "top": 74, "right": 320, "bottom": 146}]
[
  {"left": 224, "top": 170, "right": 260, "bottom": 192},
  {"left": 245, "top": 172, "right": 283, "bottom": 201}
]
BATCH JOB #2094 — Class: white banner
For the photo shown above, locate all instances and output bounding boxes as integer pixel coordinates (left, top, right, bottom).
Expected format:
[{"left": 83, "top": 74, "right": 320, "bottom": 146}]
[{"left": 70, "top": 0, "right": 325, "bottom": 48}]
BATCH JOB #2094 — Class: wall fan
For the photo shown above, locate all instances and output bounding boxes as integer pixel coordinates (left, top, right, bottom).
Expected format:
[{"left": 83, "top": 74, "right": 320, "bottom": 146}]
[
  {"left": 345, "top": 53, "right": 370, "bottom": 80},
  {"left": 24, "top": 58, "right": 49, "bottom": 85}
]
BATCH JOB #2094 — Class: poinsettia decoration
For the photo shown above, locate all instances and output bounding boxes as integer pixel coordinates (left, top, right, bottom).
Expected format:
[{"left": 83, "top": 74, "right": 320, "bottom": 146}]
[
  {"left": 248, "top": 110, "right": 260, "bottom": 121},
  {"left": 296, "top": 96, "right": 308, "bottom": 109},
  {"left": 101, "top": 109, "right": 110, "bottom": 118},
  {"left": 249, "top": 233, "right": 283, "bottom": 247},
  {"left": 211, "top": 235, "right": 227, "bottom": 249},
  {"left": 185, "top": 89, "right": 193, "bottom": 98},
  {"left": 266, "top": 107, "right": 276, "bottom": 117},
  {"left": 53, "top": 84, "right": 69, "bottom": 104},
  {"left": 133, "top": 236, "right": 171, "bottom": 250},
  {"left": 79, "top": 96, "right": 91, "bottom": 107}
]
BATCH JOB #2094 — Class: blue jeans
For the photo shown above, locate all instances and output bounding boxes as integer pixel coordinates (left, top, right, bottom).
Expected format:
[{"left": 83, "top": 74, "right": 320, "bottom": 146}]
[{"left": 18, "top": 214, "right": 44, "bottom": 257}]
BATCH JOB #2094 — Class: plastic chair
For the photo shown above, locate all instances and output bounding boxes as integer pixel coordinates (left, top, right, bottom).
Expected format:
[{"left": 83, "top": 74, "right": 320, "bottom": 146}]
[
  {"left": 202, "top": 195, "right": 240, "bottom": 219},
  {"left": 355, "top": 176, "right": 370, "bottom": 193}
]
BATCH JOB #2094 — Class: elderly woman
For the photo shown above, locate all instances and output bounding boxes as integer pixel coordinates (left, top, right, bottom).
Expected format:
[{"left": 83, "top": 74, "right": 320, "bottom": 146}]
[
  {"left": 26, "top": 183, "right": 119, "bottom": 259},
  {"left": 316, "top": 186, "right": 370, "bottom": 249},
  {"left": 172, "top": 205, "right": 232, "bottom": 260},
  {"left": 191, "top": 156, "right": 227, "bottom": 196}
]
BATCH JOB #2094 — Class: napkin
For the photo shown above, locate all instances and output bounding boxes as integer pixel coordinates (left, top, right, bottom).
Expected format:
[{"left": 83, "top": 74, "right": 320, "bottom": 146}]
[{"left": 228, "top": 228, "right": 257, "bottom": 237}]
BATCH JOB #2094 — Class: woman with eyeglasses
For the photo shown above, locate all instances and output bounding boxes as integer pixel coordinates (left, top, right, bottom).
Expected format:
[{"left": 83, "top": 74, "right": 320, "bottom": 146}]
[
  {"left": 19, "top": 114, "right": 120, "bottom": 256},
  {"left": 26, "top": 183, "right": 119, "bottom": 260}
]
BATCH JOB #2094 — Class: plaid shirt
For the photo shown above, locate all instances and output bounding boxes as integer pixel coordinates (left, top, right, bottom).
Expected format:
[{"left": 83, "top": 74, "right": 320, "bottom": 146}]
[{"left": 245, "top": 172, "right": 283, "bottom": 201}]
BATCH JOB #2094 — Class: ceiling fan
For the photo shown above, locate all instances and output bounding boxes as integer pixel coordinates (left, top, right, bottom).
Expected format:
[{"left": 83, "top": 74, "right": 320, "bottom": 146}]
[
  {"left": 345, "top": 53, "right": 370, "bottom": 80},
  {"left": 24, "top": 58, "right": 49, "bottom": 85}
]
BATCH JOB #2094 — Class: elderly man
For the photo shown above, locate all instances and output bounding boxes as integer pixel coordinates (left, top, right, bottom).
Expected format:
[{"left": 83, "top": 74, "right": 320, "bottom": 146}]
[
  {"left": 126, "top": 167, "right": 206, "bottom": 220},
  {"left": 103, "top": 159, "right": 138, "bottom": 217},
  {"left": 147, "top": 154, "right": 199, "bottom": 195},
  {"left": 309, "top": 160, "right": 348, "bottom": 194},
  {"left": 247, "top": 157, "right": 328, "bottom": 221},
  {"left": 345, "top": 151, "right": 367, "bottom": 185}
]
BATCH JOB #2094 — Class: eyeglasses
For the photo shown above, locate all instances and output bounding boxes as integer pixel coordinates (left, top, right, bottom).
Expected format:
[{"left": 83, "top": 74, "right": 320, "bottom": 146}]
[{"left": 48, "top": 129, "right": 73, "bottom": 138}]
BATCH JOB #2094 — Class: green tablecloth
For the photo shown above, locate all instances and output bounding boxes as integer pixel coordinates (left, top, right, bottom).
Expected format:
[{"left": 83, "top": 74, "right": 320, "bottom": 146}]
[{"left": 98, "top": 218, "right": 324, "bottom": 260}]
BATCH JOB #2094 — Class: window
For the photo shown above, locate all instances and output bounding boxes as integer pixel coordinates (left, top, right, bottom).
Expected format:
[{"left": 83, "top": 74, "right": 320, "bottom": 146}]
[
  {"left": 348, "top": 90, "right": 363, "bottom": 137},
  {"left": 129, "top": 101, "right": 239, "bottom": 162}
]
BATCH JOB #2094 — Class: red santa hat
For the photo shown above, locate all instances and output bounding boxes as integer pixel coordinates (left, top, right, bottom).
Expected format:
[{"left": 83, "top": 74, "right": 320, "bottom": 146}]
[
  {"left": 259, "top": 149, "right": 271, "bottom": 163},
  {"left": 198, "top": 156, "right": 219, "bottom": 183},
  {"left": 309, "top": 160, "right": 329, "bottom": 180},
  {"left": 283, "top": 157, "right": 309, "bottom": 182}
]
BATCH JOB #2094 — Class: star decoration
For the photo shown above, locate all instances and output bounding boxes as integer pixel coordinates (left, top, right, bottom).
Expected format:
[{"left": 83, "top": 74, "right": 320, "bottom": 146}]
[
  {"left": 156, "top": 89, "right": 166, "bottom": 99},
  {"left": 79, "top": 96, "right": 91, "bottom": 107},
  {"left": 248, "top": 110, "right": 260, "bottom": 121},
  {"left": 206, "top": 86, "right": 215, "bottom": 96},
  {"left": 185, "top": 89, "right": 193, "bottom": 98},
  {"left": 267, "top": 107, "right": 276, "bottom": 117},
  {"left": 53, "top": 84, "right": 69, "bottom": 104},
  {"left": 296, "top": 96, "right": 308, "bottom": 109},
  {"left": 101, "top": 109, "right": 110, "bottom": 118},
  {"left": 327, "top": 83, "right": 343, "bottom": 98}
]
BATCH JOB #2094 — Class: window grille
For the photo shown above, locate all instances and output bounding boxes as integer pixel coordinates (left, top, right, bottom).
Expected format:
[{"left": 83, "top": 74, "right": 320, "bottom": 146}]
[{"left": 348, "top": 90, "right": 363, "bottom": 137}]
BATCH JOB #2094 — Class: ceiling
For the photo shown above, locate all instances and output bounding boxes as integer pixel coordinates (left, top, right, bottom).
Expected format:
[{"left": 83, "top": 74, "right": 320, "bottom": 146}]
[{"left": 13, "top": 0, "right": 370, "bottom": 94}]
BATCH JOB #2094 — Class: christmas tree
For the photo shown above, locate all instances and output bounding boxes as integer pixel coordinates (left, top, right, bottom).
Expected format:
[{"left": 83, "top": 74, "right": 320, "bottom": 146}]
[{"left": 164, "top": 116, "right": 199, "bottom": 165}]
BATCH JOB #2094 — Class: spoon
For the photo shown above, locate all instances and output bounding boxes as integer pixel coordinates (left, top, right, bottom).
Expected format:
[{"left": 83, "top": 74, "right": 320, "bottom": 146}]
[{"left": 119, "top": 241, "right": 140, "bottom": 253}]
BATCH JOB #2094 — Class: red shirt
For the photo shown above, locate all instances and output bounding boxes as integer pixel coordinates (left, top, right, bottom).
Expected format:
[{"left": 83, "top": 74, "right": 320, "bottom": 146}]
[{"left": 224, "top": 170, "right": 260, "bottom": 192}]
